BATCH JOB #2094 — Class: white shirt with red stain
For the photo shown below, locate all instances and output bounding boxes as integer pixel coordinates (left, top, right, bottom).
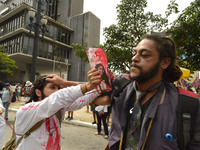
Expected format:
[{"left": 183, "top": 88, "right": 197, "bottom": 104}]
[
  {"left": 0, "top": 99, "right": 5, "bottom": 147},
  {"left": 15, "top": 85, "right": 99, "bottom": 150}
]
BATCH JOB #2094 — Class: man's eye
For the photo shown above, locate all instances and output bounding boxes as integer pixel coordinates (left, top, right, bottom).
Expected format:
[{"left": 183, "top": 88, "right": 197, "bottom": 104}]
[
  {"left": 50, "top": 86, "right": 55, "bottom": 89},
  {"left": 141, "top": 53, "right": 150, "bottom": 57}
]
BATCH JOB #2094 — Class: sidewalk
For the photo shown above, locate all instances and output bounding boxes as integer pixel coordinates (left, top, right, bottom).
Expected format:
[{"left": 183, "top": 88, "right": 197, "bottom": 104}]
[{"left": 9, "top": 96, "right": 111, "bottom": 129}]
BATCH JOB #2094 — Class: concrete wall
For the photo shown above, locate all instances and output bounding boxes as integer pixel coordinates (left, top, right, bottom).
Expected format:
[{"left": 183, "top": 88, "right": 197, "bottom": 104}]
[
  {"left": 68, "top": 11, "right": 100, "bottom": 82},
  {"left": 57, "top": 0, "right": 83, "bottom": 26}
]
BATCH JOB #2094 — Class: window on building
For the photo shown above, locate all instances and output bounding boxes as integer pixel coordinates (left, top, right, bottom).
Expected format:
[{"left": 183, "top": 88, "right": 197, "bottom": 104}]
[
  {"left": 23, "top": 36, "right": 28, "bottom": 54},
  {"left": 27, "top": 37, "right": 33, "bottom": 55},
  {"left": 48, "top": 44, "right": 53, "bottom": 59}
]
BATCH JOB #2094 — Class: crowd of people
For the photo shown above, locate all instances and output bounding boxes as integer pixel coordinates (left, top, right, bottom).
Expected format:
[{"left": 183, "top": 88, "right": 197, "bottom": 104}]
[{"left": 0, "top": 33, "right": 200, "bottom": 150}]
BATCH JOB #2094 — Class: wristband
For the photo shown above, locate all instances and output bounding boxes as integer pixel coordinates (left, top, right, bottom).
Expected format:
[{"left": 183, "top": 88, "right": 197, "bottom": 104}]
[{"left": 85, "top": 84, "right": 87, "bottom": 93}]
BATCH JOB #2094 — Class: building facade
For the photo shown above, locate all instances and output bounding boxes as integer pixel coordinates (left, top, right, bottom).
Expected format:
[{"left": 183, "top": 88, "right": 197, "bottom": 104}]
[{"left": 0, "top": 0, "right": 100, "bottom": 83}]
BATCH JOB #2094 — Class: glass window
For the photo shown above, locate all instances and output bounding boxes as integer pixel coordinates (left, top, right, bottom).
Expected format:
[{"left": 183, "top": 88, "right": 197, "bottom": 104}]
[
  {"left": 23, "top": 36, "right": 28, "bottom": 54},
  {"left": 27, "top": 38, "right": 34, "bottom": 55},
  {"left": 19, "top": 15, "right": 22, "bottom": 27},
  {"left": 48, "top": 44, "right": 53, "bottom": 53},
  {"left": 53, "top": 26, "right": 57, "bottom": 40},
  {"left": 48, "top": 44, "right": 53, "bottom": 59},
  {"left": 21, "top": 13, "right": 25, "bottom": 28},
  {"left": 43, "top": 42, "right": 48, "bottom": 58},
  {"left": 16, "top": 16, "right": 19, "bottom": 28}
]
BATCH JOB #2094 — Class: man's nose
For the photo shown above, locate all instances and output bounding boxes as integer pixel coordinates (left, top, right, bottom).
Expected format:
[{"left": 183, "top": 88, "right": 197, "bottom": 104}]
[{"left": 131, "top": 54, "right": 139, "bottom": 63}]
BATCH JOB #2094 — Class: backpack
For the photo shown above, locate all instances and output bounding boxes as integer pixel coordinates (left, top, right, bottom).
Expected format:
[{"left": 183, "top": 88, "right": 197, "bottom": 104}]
[
  {"left": 110, "top": 76, "right": 199, "bottom": 150},
  {"left": 176, "top": 87, "right": 199, "bottom": 150},
  {"left": 1, "top": 111, "right": 62, "bottom": 150}
]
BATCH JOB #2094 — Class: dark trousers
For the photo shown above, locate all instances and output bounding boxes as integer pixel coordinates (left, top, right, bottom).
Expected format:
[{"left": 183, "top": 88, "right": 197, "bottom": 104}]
[
  {"left": 96, "top": 111, "right": 109, "bottom": 135},
  {"left": 3, "top": 102, "right": 9, "bottom": 119}
]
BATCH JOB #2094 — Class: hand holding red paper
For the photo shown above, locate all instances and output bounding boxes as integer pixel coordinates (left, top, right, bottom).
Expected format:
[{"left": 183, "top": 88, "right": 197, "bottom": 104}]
[
  {"left": 87, "top": 68, "right": 102, "bottom": 91},
  {"left": 86, "top": 48, "right": 112, "bottom": 93}
]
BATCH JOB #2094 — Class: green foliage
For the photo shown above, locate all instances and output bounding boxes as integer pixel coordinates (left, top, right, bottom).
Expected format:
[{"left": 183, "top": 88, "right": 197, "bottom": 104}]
[
  {"left": 72, "top": 0, "right": 199, "bottom": 73},
  {"left": 167, "top": 0, "right": 200, "bottom": 71},
  {"left": 165, "top": 0, "right": 180, "bottom": 17},
  {"left": 72, "top": 43, "right": 88, "bottom": 62},
  {"left": 0, "top": 46, "right": 18, "bottom": 75},
  {"left": 72, "top": 43, "right": 105, "bottom": 63},
  {"left": 103, "top": 0, "right": 178, "bottom": 73}
]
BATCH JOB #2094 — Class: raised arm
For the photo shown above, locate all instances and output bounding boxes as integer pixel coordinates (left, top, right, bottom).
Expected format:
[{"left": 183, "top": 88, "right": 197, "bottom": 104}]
[
  {"left": 45, "top": 74, "right": 80, "bottom": 88},
  {"left": 92, "top": 69, "right": 114, "bottom": 105},
  {"left": 46, "top": 68, "right": 101, "bottom": 94}
]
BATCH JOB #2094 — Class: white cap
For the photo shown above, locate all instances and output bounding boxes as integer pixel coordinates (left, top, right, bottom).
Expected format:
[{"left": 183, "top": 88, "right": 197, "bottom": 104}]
[{"left": 25, "top": 81, "right": 32, "bottom": 87}]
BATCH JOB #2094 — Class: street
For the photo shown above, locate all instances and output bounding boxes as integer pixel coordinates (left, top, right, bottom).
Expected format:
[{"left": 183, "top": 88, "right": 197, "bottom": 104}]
[{"left": 2, "top": 111, "right": 109, "bottom": 150}]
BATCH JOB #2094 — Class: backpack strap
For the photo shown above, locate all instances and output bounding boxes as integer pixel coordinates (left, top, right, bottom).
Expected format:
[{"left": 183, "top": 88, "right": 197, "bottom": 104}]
[
  {"left": 177, "top": 87, "right": 199, "bottom": 150},
  {"left": 16, "top": 110, "right": 62, "bottom": 148},
  {"left": 16, "top": 119, "right": 43, "bottom": 147}
]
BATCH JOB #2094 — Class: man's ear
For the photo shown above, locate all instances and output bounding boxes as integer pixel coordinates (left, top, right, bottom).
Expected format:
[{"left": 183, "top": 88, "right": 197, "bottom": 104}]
[
  {"left": 35, "top": 89, "right": 42, "bottom": 97},
  {"left": 161, "top": 57, "right": 171, "bottom": 69}
]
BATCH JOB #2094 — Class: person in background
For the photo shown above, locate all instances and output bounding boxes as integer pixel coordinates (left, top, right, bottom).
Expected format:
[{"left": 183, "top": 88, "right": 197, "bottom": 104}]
[
  {"left": 65, "top": 111, "right": 74, "bottom": 121},
  {"left": 85, "top": 104, "right": 89, "bottom": 113},
  {"left": 106, "top": 105, "right": 112, "bottom": 126},
  {"left": 24, "top": 81, "right": 33, "bottom": 103},
  {"left": 16, "top": 83, "right": 21, "bottom": 101},
  {"left": 95, "top": 105, "right": 110, "bottom": 139},
  {"left": 10, "top": 83, "right": 17, "bottom": 102},
  {"left": 2, "top": 83, "right": 13, "bottom": 120},
  {"left": 90, "top": 103, "right": 97, "bottom": 124}
]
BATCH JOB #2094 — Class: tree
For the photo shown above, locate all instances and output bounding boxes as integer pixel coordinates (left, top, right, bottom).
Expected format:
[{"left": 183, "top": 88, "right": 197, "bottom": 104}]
[
  {"left": 72, "top": 43, "right": 105, "bottom": 62},
  {"left": 103, "top": 0, "right": 179, "bottom": 73},
  {"left": 72, "top": 43, "right": 88, "bottom": 62},
  {"left": 0, "top": 45, "right": 18, "bottom": 75},
  {"left": 167, "top": 0, "right": 200, "bottom": 71},
  {"left": 52, "top": 44, "right": 68, "bottom": 77},
  {"left": 71, "top": 0, "right": 180, "bottom": 73}
]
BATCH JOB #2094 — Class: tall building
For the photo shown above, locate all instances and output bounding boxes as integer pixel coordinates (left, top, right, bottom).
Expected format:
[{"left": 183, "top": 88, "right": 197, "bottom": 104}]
[{"left": 0, "top": 0, "right": 100, "bottom": 83}]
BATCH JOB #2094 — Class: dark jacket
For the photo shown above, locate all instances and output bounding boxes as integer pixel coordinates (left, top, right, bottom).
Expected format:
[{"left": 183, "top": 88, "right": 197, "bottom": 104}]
[{"left": 109, "top": 76, "right": 200, "bottom": 150}]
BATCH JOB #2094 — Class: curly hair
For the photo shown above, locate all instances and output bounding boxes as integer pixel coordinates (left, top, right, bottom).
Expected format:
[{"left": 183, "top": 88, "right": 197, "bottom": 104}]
[
  {"left": 142, "top": 33, "right": 182, "bottom": 83},
  {"left": 30, "top": 75, "right": 47, "bottom": 102}
]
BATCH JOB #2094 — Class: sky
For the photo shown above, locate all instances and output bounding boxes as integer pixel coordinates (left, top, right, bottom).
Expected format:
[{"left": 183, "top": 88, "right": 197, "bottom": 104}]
[{"left": 83, "top": 0, "right": 194, "bottom": 44}]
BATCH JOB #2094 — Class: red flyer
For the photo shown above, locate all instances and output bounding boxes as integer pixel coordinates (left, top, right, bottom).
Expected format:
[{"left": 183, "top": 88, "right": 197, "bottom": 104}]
[{"left": 86, "top": 48, "right": 112, "bottom": 93}]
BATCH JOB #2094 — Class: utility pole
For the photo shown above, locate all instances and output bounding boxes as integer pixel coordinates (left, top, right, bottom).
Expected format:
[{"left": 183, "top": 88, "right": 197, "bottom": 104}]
[{"left": 30, "top": 0, "right": 42, "bottom": 82}]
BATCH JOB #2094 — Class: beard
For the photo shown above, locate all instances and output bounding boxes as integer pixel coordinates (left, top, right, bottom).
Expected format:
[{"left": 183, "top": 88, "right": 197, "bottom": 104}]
[
  {"left": 41, "top": 92, "right": 46, "bottom": 100},
  {"left": 130, "top": 61, "right": 161, "bottom": 83}
]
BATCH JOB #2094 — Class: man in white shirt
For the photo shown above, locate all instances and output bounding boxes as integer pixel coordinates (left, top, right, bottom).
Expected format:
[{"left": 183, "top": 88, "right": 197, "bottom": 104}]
[{"left": 14, "top": 68, "right": 102, "bottom": 150}]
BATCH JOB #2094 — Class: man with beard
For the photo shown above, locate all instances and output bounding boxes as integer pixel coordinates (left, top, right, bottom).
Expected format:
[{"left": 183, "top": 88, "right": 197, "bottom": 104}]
[
  {"left": 95, "top": 33, "right": 200, "bottom": 150},
  {"left": 11, "top": 68, "right": 101, "bottom": 150}
]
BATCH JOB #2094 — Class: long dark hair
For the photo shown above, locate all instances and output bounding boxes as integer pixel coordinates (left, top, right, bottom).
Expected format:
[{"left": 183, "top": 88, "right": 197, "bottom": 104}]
[
  {"left": 142, "top": 33, "right": 182, "bottom": 83},
  {"left": 95, "top": 63, "right": 110, "bottom": 86}
]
